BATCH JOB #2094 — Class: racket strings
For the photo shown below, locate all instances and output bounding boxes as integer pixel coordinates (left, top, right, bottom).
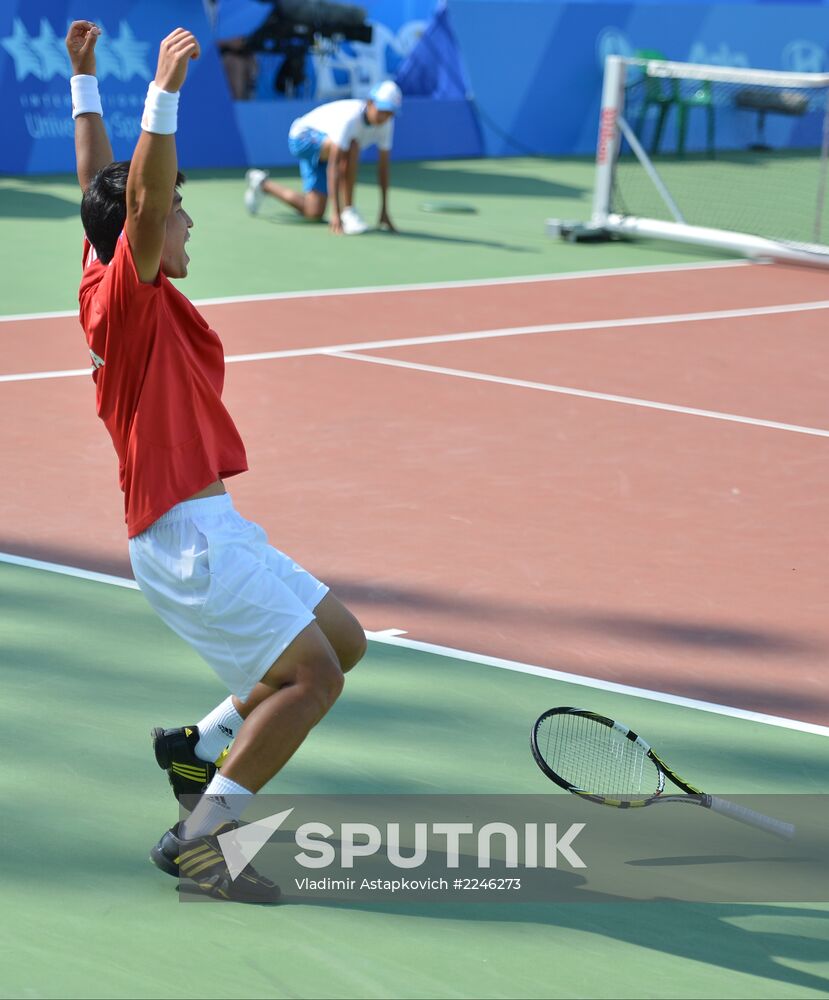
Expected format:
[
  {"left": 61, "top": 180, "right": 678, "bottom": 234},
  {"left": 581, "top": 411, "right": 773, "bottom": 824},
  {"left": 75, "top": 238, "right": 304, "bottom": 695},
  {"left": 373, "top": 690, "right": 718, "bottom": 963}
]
[{"left": 539, "top": 713, "right": 660, "bottom": 799}]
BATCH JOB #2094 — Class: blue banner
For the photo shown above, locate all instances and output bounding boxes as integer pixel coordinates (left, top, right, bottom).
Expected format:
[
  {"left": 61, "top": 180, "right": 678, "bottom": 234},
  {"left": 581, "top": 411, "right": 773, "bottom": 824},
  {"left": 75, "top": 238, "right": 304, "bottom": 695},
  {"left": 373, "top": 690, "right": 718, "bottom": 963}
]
[
  {"left": 447, "top": 0, "right": 829, "bottom": 155},
  {"left": 0, "top": 0, "right": 246, "bottom": 174},
  {"left": 8, "top": 0, "right": 826, "bottom": 169}
]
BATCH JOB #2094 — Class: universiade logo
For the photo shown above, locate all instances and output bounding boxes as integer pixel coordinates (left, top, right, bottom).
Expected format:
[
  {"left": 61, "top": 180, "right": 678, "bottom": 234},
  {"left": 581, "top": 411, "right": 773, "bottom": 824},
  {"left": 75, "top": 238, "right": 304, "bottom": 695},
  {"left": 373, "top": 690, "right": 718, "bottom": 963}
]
[
  {"left": 218, "top": 809, "right": 587, "bottom": 882},
  {"left": 1, "top": 18, "right": 152, "bottom": 82}
]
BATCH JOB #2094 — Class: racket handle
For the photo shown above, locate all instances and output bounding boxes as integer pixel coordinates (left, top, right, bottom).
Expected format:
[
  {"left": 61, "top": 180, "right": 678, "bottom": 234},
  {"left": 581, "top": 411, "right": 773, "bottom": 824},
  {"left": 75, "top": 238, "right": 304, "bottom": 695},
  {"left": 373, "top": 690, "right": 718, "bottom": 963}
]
[{"left": 706, "top": 795, "right": 795, "bottom": 840}]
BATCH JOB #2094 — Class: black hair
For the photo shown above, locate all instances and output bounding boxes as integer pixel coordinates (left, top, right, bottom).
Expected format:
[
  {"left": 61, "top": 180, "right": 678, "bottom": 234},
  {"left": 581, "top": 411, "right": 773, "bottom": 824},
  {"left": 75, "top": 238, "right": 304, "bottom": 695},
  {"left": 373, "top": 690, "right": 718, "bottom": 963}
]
[{"left": 80, "top": 160, "right": 186, "bottom": 264}]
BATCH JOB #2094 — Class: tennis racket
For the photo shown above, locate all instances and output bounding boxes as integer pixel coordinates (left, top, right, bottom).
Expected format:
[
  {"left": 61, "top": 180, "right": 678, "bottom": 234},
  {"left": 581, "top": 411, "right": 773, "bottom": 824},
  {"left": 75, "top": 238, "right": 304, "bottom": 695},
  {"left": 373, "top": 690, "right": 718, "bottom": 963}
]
[{"left": 531, "top": 707, "right": 794, "bottom": 840}]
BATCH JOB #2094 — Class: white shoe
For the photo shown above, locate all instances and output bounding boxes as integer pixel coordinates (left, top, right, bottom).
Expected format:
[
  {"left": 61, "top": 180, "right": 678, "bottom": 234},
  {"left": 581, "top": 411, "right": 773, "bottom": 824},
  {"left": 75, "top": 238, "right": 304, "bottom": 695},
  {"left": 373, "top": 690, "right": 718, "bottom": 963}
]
[
  {"left": 341, "top": 206, "right": 368, "bottom": 235},
  {"left": 244, "top": 169, "right": 268, "bottom": 215}
]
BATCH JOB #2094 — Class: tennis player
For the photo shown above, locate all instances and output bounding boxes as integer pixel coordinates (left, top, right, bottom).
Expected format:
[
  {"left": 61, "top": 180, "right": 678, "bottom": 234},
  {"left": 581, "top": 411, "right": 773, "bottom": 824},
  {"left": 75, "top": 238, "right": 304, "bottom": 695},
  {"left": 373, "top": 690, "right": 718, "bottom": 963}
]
[
  {"left": 67, "top": 20, "right": 366, "bottom": 902},
  {"left": 243, "top": 80, "right": 402, "bottom": 234}
]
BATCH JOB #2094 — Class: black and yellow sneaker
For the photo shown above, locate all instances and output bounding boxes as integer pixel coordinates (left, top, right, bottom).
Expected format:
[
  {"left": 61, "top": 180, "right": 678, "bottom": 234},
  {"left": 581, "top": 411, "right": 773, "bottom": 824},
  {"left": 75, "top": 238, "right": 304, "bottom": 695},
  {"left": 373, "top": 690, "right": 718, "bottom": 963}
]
[
  {"left": 151, "top": 726, "right": 216, "bottom": 802},
  {"left": 150, "top": 821, "right": 281, "bottom": 903}
]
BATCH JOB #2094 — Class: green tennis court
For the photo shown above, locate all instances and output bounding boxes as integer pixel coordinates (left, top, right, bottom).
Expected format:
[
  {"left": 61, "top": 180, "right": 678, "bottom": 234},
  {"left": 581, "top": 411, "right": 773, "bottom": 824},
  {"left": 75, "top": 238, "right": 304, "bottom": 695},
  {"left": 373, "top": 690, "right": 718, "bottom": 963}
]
[
  {"left": 0, "top": 157, "right": 731, "bottom": 315},
  {"left": 2, "top": 559, "right": 828, "bottom": 999}
]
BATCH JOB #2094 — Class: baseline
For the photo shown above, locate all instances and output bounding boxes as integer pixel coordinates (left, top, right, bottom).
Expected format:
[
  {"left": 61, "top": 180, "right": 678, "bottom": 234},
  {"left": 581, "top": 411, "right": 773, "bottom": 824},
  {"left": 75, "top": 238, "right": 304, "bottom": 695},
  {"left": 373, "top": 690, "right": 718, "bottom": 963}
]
[{"left": 0, "top": 259, "right": 752, "bottom": 325}]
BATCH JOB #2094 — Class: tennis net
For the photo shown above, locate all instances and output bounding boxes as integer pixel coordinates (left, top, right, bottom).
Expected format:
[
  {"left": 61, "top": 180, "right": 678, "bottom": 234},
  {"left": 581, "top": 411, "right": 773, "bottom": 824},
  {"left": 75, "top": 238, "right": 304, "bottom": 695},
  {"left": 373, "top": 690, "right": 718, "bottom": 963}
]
[{"left": 553, "top": 56, "right": 829, "bottom": 266}]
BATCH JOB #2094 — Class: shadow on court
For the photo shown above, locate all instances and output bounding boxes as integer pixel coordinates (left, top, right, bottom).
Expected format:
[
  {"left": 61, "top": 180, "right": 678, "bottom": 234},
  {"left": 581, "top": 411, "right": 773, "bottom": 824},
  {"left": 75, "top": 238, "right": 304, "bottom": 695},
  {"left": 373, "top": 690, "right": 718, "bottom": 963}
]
[
  {"left": 386, "top": 162, "right": 586, "bottom": 200},
  {"left": 320, "top": 575, "right": 820, "bottom": 657},
  {"left": 366, "top": 229, "right": 537, "bottom": 253},
  {"left": 259, "top": 214, "right": 537, "bottom": 252},
  {"left": 1, "top": 537, "right": 825, "bottom": 724},
  {"left": 185, "top": 161, "right": 587, "bottom": 200},
  {"left": 4, "top": 535, "right": 815, "bottom": 660},
  {"left": 7, "top": 804, "right": 827, "bottom": 997},
  {"left": 292, "top": 896, "right": 829, "bottom": 996},
  {"left": 0, "top": 185, "right": 78, "bottom": 219},
  {"left": 3, "top": 557, "right": 828, "bottom": 998},
  {"left": 3, "top": 561, "right": 824, "bottom": 799}
]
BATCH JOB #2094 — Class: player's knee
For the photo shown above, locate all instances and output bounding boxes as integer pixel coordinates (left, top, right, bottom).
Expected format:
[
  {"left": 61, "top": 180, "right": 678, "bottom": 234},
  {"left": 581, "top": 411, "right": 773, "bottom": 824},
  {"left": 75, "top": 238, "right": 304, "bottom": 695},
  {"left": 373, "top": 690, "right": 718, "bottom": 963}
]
[
  {"left": 303, "top": 194, "right": 326, "bottom": 220},
  {"left": 315, "top": 596, "right": 367, "bottom": 673},
  {"left": 304, "top": 652, "right": 345, "bottom": 715}
]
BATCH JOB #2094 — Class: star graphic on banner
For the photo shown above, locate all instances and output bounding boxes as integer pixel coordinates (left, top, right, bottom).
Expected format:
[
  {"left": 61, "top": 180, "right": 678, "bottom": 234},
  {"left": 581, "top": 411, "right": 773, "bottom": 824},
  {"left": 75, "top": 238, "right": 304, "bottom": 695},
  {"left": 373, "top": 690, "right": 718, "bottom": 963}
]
[
  {"left": 109, "top": 21, "right": 151, "bottom": 80},
  {"left": 30, "top": 18, "right": 71, "bottom": 79},
  {"left": 1, "top": 18, "right": 42, "bottom": 81},
  {"left": 92, "top": 24, "right": 121, "bottom": 81}
]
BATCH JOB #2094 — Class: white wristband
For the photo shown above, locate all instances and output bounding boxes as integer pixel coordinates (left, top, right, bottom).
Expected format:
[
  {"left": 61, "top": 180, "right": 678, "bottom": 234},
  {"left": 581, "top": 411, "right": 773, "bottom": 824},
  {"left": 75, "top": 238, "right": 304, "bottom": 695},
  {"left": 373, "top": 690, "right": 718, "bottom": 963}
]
[
  {"left": 141, "top": 82, "right": 179, "bottom": 135},
  {"left": 70, "top": 74, "right": 103, "bottom": 119}
]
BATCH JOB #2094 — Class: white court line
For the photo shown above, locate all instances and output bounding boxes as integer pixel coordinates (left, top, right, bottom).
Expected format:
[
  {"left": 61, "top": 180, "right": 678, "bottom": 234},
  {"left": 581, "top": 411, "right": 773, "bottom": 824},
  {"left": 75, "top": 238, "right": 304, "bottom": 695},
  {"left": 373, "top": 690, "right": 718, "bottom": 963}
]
[
  {"left": 0, "top": 367, "right": 92, "bottom": 383},
  {"left": 5, "top": 296, "right": 829, "bottom": 385},
  {"left": 333, "top": 351, "right": 829, "bottom": 439},
  {"left": 0, "top": 551, "right": 140, "bottom": 589},
  {"left": 0, "top": 259, "right": 752, "bottom": 324},
  {"left": 1, "top": 549, "right": 827, "bottom": 739},
  {"left": 372, "top": 633, "right": 829, "bottom": 740},
  {"left": 222, "top": 297, "right": 829, "bottom": 362}
]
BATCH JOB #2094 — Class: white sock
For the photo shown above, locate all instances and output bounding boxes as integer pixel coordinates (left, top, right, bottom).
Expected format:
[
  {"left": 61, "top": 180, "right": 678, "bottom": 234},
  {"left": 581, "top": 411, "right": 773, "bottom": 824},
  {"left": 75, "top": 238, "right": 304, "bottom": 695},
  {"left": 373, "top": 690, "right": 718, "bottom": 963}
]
[
  {"left": 181, "top": 774, "right": 253, "bottom": 839},
  {"left": 194, "top": 697, "right": 244, "bottom": 762}
]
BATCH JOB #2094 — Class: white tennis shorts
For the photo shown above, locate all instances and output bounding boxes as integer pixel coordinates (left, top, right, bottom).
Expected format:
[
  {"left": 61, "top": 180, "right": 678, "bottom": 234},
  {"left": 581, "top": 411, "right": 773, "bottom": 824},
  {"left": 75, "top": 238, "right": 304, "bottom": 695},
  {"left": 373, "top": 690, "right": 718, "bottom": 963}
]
[{"left": 128, "top": 494, "right": 329, "bottom": 699}]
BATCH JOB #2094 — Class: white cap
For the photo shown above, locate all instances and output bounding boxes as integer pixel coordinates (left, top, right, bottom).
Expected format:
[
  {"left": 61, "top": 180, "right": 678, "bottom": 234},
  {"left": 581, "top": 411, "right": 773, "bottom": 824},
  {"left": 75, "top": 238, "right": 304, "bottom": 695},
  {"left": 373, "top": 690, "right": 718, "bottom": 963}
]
[{"left": 369, "top": 80, "right": 402, "bottom": 113}]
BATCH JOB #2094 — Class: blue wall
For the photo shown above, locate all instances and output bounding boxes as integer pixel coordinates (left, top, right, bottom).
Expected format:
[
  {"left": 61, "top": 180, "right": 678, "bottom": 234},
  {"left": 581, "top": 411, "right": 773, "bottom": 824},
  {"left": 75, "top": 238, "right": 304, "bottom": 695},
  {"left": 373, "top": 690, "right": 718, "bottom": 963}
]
[
  {"left": 448, "top": 0, "right": 829, "bottom": 155},
  {"left": 0, "top": 0, "right": 480, "bottom": 173},
  {"left": 0, "top": 0, "right": 246, "bottom": 174},
  {"left": 2, "top": 0, "right": 829, "bottom": 172}
]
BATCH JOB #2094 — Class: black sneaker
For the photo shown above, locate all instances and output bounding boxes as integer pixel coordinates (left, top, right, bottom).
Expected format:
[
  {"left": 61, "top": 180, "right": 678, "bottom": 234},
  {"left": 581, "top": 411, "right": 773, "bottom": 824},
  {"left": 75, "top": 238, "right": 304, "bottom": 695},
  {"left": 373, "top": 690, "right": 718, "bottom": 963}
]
[
  {"left": 151, "top": 726, "right": 216, "bottom": 802},
  {"left": 150, "top": 821, "right": 281, "bottom": 903}
]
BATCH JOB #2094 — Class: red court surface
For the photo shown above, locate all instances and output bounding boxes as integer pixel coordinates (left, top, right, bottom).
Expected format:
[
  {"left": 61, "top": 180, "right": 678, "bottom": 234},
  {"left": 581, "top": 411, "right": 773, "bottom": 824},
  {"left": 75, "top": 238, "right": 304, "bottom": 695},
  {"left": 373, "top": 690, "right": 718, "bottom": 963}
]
[{"left": 3, "top": 262, "right": 827, "bottom": 725}]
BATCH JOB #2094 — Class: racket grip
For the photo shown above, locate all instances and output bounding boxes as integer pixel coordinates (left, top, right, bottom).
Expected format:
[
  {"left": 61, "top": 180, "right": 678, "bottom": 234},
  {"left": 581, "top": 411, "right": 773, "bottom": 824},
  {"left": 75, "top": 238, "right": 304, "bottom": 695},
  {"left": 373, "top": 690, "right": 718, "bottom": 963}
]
[{"left": 706, "top": 795, "right": 795, "bottom": 840}]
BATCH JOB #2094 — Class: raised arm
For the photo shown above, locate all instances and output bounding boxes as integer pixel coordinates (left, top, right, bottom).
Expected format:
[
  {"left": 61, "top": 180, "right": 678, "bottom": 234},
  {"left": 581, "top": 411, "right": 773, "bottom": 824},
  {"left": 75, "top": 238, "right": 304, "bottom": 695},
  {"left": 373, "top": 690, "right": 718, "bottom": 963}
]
[
  {"left": 66, "top": 21, "right": 113, "bottom": 192},
  {"left": 126, "top": 29, "right": 200, "bottom": 283}
]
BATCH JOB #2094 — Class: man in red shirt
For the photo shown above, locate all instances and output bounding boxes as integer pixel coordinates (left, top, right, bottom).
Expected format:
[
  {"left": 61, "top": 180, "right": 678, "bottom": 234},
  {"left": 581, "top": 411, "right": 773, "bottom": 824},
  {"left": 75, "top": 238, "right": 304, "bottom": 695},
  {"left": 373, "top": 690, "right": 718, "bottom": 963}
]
[{"left": 68, "top": 21, "right": 366, "bottom": 903}]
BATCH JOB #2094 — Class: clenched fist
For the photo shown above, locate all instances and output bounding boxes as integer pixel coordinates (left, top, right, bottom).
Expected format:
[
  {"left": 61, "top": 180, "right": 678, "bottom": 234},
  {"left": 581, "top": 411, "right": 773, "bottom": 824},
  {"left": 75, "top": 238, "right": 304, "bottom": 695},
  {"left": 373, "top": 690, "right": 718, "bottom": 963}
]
[
  {"left": 65, "top": 20, "right": 101, "bottom": 76},
  {"left": 154, "top": 28, "right": 201, "bottom": 93}
]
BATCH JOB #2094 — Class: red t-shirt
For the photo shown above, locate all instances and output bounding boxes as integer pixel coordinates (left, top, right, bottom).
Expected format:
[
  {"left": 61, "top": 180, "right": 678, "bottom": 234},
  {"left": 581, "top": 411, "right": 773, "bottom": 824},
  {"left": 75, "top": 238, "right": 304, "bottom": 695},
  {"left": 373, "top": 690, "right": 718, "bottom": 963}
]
[{"left": 79, "top": 233, "right": 248, "bottom": 537}]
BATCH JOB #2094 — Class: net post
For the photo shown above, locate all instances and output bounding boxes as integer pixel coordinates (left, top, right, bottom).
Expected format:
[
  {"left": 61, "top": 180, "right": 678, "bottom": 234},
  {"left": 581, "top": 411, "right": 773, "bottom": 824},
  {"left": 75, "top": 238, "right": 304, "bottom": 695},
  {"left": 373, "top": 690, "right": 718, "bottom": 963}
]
[
  {"left": 814, "top": 97, "right": 829, "bottom": 243},
  {"left": 591, "top": 56, "right": 627, "bottom": 228}
]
